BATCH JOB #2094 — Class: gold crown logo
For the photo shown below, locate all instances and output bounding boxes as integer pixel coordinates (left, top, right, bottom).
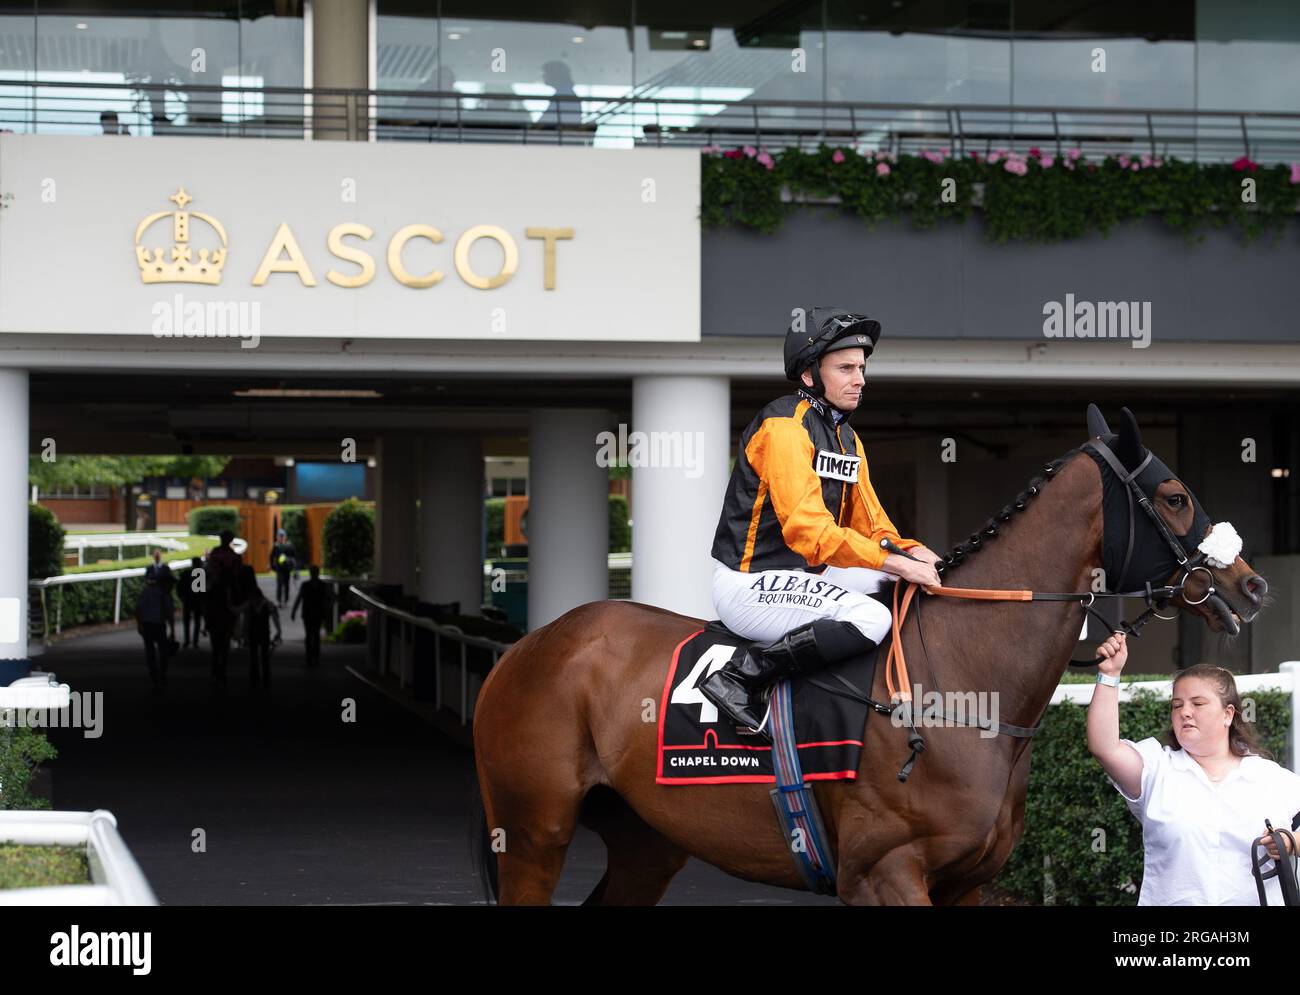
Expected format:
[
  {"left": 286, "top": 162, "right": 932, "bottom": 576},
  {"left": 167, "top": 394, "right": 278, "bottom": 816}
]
[{"left": 135, "top": 188, "right": 228, "bottom": 285}]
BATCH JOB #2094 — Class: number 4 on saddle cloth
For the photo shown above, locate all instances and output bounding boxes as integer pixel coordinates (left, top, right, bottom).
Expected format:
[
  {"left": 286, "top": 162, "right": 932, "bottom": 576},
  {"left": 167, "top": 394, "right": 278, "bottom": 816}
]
[{"left": 656, "top": 618, "right": 883, "bottom": 787}]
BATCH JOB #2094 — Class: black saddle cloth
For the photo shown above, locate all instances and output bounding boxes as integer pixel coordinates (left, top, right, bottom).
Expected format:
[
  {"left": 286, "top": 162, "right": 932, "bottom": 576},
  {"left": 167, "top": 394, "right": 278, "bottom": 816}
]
[{"left": 655, "top": 616, "right": 884, "bottom": 786}]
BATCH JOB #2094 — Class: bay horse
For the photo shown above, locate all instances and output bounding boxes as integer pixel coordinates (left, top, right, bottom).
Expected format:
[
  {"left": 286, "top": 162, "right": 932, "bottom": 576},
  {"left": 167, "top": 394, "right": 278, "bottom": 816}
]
[{"left": 472, "top": 406, "right": 1268, "bottom": 905}]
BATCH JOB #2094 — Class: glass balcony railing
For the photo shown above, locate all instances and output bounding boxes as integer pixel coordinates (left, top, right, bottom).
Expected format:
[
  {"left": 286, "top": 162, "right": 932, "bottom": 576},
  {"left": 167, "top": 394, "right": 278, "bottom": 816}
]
[{"left": 1, "top": 79, "right": 1298, "bottom": 165}]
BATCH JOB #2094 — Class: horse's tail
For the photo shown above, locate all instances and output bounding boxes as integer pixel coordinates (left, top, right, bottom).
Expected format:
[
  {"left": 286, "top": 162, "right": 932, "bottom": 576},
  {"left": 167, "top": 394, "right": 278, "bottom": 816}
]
[{"left": 468, "top": 776, "right": 499, "bottom": 904}]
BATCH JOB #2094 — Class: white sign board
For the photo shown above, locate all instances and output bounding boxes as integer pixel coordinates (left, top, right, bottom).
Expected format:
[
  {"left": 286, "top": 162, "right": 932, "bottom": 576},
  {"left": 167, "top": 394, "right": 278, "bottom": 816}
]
[{"left": 0, "top": 134, "right": 700, "bottom": 342}]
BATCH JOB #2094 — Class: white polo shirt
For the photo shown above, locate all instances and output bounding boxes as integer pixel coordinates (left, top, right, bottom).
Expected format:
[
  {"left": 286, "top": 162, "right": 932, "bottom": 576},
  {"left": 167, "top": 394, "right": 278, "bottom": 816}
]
[{"left": 1108, "top": 736, "right": 1300, "bottom": 906}]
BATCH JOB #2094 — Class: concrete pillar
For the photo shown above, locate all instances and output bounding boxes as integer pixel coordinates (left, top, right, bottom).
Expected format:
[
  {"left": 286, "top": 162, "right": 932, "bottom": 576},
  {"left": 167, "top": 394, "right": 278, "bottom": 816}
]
[
  {"left": 419, "top": 435, "right": 484, "bottom": 612},
  {"left": 311, "top": 0, "right": 370, "bottom": 140},
  {"left": 631, "top": 375, "right": 730, "bottom": 619},
  {"left": 914, "top": 435, "right": 950, "bottom": 551},
  {"left": 375, "top": 434, "right": 418, "bottom": 593},
  {"left": 0, "top": 369, "right": 29, "bottom": 664},
  {"left": 527, "top": 408, "right": 610, "bottom": 631}
]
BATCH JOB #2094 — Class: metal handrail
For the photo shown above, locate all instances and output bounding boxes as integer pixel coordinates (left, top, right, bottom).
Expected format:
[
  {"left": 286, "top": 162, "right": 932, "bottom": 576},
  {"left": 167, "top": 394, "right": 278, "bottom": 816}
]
[
  {"left": 2, "top": 79, "right": 1299, "bottom": 163},
  {"left": 347, "top": 585, "right": 513, "bottom": 725},
  {"left": 29, "top": 537, "right": 246, "bottom": 638}
]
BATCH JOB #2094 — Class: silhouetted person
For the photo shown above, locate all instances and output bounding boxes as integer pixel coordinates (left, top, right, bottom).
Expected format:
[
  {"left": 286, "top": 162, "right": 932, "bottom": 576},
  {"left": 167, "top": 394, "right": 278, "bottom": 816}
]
[
  {"left": 100, "top": 110, "right": 130, "bottom": 135},
  {"left": 205, "top": 529, "right": 243, "bottom": 685},
  {"left": 144, "top": 547, "right": 173, "bottom": 590},
  {"left": 291, "top": 564, "right": 331, "bottom": 667},
  {"left": 538, "top": 60, "right": 577, "bottom": 130},
  {"left": 178, "top": 555, "right": 205, "bottom": 647},
  {"left": 135, "top": 565, "right": 174, "bottom": 689},
  {"left": 270, "top": 528, "right": 296, "bottom": 606},
  {"left": 236, "top": 565, "right": 280, "bottom": 689}
]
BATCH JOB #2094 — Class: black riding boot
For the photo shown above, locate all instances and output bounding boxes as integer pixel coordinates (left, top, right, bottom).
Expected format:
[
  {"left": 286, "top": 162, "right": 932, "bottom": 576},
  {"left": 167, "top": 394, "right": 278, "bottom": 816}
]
[{"left": 696, "top": 621, "right": 826, "bottom": 737}]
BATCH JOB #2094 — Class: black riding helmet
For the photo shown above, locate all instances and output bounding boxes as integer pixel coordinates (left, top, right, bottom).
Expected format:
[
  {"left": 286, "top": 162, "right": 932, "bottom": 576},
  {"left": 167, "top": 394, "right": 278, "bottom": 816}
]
[{"left": 783, "top": 307, "right": 881, "bottom": 398}]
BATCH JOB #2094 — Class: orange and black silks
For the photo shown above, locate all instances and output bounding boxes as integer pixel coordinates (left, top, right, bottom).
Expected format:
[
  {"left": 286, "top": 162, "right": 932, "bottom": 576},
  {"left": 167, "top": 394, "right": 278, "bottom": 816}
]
[{"left": 712, "top": 389, "right": 920, "bottom": 573}]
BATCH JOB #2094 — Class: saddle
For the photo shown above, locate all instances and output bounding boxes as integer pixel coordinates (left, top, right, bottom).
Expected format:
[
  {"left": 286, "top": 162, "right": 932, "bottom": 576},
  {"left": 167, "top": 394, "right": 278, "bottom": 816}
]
[{"left": 655, "top": 615, "right": 886, "bottom": 786}]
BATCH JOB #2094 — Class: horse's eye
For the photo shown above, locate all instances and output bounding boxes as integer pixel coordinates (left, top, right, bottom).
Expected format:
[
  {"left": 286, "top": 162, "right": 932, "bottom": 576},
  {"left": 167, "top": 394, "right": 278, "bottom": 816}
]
[{"left": 1167, "top": 495, "right": 1185, "bottom": 509}]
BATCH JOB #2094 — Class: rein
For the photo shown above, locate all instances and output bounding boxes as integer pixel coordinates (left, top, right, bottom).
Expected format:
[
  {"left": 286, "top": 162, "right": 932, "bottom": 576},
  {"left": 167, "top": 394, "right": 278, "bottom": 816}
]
[{"left": 874, "top": 441, "right": 1214, "bottom": 781}]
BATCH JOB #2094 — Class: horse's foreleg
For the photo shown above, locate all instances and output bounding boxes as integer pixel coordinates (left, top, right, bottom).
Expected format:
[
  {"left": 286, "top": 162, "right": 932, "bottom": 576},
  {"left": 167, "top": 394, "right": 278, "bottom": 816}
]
[{"left": 838, "top": 845, "right": 935, "bottom": 906}]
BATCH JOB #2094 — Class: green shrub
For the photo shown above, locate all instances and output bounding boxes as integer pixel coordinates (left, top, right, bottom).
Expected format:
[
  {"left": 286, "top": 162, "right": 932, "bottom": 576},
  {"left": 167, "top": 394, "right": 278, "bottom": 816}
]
[
  {"left": 0, "top": 845, "right": 90, "bottom": 887},
  {"left": 322, "top": 498, "right": 374, "bottom": 577},
  {"left": 608, "top": 495, "right": 630, "bottom": 553},
  {"left": 28, "top": 503, "right": 64, "bottom": 580},
  {"left": 280, "top": 507, "right": 308, "bottom": 563},
  {"left": 49, "top": 576, "right": 148, "bottom": 629},
  {"left": 327, "top": 610, "right": 368, "bottom": 643},
  {"left": 484, "top": 498, "right": 505, "bottom": 555},
  {"left": 992, "top": 687, "right": 1292, "bottom": 905},
  {"left": 187, "top": 505, "right": 240, "bottom": 537},
  {"left": 0, "top": 725, "right": 57, "bottom": 810}
]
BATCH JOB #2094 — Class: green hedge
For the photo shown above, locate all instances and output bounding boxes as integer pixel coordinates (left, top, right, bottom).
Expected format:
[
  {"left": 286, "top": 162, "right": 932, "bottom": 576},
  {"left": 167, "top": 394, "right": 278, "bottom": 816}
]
[
  {"left": 280, "top": 507, "right": 309, "bottom": 564},
  {"left": 187, "top": 505, "right": 240, "bottom": 537},
  {"left": 0, "top": 725, "right": 57, "bottom": 810},
  {"left": 703, "top": 145, "right": 1300, "bottom": 243},
  {"left": 991, "top": 687, "right": 1292, "bottom": 905},
  {"left": 28, "top": 503, "right": 64, "bottom": 580},
  {"left": 323, "top": 498, "right": 374, "bottom": 577},
  {"left": 47, "top": 576, "right": 149, "bottom": 629},
  {"left": 608, "top": 495, "right": 630, "bottom": 553}
]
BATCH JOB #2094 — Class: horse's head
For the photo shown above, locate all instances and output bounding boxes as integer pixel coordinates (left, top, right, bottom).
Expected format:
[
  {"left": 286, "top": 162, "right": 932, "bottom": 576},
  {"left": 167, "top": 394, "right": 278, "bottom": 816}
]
[{"left": 1083, "top": 404, "right": 1267, "bottom": 637}]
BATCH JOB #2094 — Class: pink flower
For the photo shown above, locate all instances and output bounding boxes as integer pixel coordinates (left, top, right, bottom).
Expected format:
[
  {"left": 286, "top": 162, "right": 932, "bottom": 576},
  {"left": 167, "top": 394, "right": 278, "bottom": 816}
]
[
  {"left": 1130, "top": 162, "right": 1139, "bottom": 171},
  {"left": 1117, "top": 154, "right": 1130, "bottom": 169},
  {"left": 1004, "top": 158, "right": 1028, "bottom": 176},
  {"left": 1231, "top": 156, "right": 1257, "bottom": 172},
  {"left": 987, "top": 152, "right": 1001, "bottom": 164},
  {"left": 831, "top": 149, "right": 845, "bottom": 163},
  {"left": 743, "top": 145, "right": 757, "bottom": 158},
  {"left": 700, "top": 144, "right": 720, "bottom": 154},
  {"left": 1290, "top": 162, "right": 1300, "bottom": 184},
  {"left": 757, "top": 151, "right": 774, "bottom": 169},
  {"left": 1153, "top": 157, "right": 1164, "bottom": 168},
  {"left": 876, "top": 162, "right": 891, "bottom": 176},
  {"left": 1029, "top": 146, "right": 1041, "bottom": 158},
  {"left": 1040, "top": 154, "right": 1055, "bottom": 168},
  {"left": 1139, "top": 154, "right": 1153, "bottom": 169},
  {"left": 1067, "top": 147, "right": 1082, "bottom": 161}
]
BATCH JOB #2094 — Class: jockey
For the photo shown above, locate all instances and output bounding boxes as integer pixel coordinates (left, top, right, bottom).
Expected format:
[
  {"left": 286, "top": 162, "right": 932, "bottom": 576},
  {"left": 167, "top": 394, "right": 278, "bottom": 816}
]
[{"left": 699, "top": 306, "right": 944, "bottom": 735}]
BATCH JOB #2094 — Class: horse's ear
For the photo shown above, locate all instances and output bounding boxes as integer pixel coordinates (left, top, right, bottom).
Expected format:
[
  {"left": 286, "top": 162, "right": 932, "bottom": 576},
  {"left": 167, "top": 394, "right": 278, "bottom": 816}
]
[
  {"left": 1086, "top": 403, "right": 1112, "bottom": 439},
  {"left": 1116, "top": 406, "right": 1144, "bottom": 469}
]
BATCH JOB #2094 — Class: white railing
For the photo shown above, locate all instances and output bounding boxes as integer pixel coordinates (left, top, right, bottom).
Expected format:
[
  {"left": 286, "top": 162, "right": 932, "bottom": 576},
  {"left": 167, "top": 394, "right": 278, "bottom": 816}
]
[
  {"left": 63, "top": 531, "right": 189, "bottom": 567},
  {"left": 0, "top": 810, "right": 158, "bottom": 906},
  {"left": 1053, "top": 661, "right": 1300, "bottom": 773},
  {"left": 347, "top": 586, "right": 513, "bottom": 725},
  {"left": 30, "top": 537, "right": 249, "bottom": 639}
]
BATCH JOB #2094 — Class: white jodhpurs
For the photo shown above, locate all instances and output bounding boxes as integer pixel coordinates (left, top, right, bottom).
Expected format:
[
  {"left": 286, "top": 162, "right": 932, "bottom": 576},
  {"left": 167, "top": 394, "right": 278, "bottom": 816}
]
[{"left": 711, "top": 558, "right": 893, "bottom": 646}]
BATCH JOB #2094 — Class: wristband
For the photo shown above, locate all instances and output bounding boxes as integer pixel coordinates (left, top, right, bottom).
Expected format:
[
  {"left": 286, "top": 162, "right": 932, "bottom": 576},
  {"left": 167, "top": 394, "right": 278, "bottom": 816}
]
[{"left": 1096, "top": 673, "right": 1121, "bottom": 688}]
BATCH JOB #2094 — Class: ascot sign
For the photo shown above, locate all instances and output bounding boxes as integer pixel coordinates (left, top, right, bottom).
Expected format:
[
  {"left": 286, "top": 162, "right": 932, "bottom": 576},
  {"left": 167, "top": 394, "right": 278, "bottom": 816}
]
[
  {"left": 0, "top": 134, "right": 700, "bottom": 340},
  {"left": 137, "top": 187, "right": 574, "bottom": 290}
]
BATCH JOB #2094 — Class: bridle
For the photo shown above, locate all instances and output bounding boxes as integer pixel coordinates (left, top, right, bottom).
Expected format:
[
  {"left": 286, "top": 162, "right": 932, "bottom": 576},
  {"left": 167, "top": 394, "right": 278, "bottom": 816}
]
[
  {"left": 872, "top": 441, "right": 1228, "bottom": 779},
  {"left": 916, "top": 438, "right": 1219, "bottom": 669}
]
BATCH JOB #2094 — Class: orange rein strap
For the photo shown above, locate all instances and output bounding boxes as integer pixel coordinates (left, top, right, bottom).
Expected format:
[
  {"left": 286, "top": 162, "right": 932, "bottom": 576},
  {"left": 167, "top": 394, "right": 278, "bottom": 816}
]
[{"left": 884, "top": 583, "right": 1034, "bottom": 705}]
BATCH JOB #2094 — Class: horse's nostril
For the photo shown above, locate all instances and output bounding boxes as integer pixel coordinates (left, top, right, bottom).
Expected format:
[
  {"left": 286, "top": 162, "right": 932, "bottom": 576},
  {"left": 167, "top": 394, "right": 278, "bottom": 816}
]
[{"left": 1242, "top": 574, "right": 1267, "bottom": 604}]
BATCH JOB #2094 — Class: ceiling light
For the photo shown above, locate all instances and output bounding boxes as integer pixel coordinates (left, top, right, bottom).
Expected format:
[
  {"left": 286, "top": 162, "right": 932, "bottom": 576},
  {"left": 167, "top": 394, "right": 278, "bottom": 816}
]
[{"left": 232, "top": 388, "right": 383, "bottom": 398}]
